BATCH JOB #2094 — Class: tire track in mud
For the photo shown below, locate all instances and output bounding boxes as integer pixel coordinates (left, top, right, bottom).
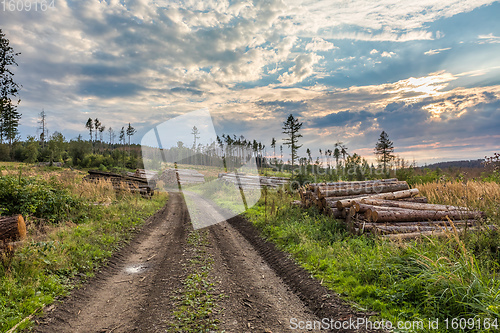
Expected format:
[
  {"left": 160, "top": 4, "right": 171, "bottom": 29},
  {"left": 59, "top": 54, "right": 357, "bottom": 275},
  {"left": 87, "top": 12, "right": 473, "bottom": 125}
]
[{"left": 225, "top": 215, "right": 380, "bottom": 332}]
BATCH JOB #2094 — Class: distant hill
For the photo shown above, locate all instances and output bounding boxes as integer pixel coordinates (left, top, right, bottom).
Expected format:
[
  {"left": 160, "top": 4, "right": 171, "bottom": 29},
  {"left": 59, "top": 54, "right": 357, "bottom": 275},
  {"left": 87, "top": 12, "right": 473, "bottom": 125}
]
[{"left": 419, "top": 159, "right": 485, "bottom": 170}]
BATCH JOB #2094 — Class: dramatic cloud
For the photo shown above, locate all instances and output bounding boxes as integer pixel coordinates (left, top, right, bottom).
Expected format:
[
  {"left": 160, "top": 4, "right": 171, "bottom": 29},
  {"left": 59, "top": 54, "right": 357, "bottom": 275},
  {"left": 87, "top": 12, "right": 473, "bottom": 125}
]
[
  {"left": 1, "top": 0, "right": 500, "bottom": 163},
  {"left": 278, "top": 53, "right": 323, "bottom": 85}
]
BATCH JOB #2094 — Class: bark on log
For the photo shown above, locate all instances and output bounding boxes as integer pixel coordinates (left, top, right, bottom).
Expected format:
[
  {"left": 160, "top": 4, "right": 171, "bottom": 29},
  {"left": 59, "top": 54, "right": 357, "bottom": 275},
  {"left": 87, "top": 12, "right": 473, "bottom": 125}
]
[
  {"left": 359, "top": 224, "right": 476, "bottom": 235},
  {"left": 359, "top": 198, "right": 468, "bottom": 211},
  {"left": 356, "top": 220, "right": 477, "bottom": 227},
  {"left": 309, "top": 178, "right": 398, "bottom": 188},
  {"left": 0, "top": 215, "right": 26, "bottom": 243},
  {"left": 371, "top": 208, "right": 485, "bottom": 223},
  {"left": 398, "top": 197, "right": 428, "bottom": 203},
  {"left": 356, "top": 203, "right": 408, "bottom": 213},
  {"left": 336, "top": 189, "right": 419, "bottom": 210},
  {"left": 324, "top": 207, "right": 343, "bottom": 219},
  {"left": 380, "top": 226, "right": 496, "bottom": 240},
  {"left": 318, "top": 182, "right": 409, "bottom": 198}
]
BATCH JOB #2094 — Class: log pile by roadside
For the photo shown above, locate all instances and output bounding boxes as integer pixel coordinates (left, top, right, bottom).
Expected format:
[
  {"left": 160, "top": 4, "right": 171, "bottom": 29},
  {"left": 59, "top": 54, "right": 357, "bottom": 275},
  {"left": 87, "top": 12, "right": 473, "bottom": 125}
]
[
  {"left": 300, "top": 179, "right": 490, "bottom": 239},
  {"left": 156, "top": 168, "right": 205, "bottom": 186},
  {"left": 83, "top": 170, "right": 155, "bottom": 197},
  {"left": 219, "top": 173, "right": 289, "bottom": 189}
]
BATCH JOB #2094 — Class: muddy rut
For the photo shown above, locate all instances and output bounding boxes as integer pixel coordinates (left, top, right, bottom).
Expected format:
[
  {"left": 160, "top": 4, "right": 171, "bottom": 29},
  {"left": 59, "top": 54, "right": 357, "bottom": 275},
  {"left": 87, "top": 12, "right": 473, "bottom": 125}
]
[{"left": 33, "top": 193, "right": 377, "bottom": 332}]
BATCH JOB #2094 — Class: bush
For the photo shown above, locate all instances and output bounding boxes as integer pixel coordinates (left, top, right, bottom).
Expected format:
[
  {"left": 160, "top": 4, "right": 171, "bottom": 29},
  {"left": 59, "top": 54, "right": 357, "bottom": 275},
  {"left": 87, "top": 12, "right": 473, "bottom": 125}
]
[{"left": 0, "top": 175, "right": 84, "bottom": 223}]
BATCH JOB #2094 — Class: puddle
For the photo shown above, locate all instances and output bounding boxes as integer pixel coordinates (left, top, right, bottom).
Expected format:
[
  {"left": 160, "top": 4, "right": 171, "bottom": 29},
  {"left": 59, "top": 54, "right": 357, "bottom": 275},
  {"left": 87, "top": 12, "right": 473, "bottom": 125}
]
[{"left": 125, "top": 263, "right": 147, "bottom": 274}]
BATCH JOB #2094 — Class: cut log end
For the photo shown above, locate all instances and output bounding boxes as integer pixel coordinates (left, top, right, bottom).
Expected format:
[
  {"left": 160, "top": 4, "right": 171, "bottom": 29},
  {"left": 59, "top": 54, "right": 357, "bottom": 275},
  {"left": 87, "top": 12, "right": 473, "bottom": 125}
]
[
  {"left": 1, "top": 215, "right": 26, "bottom": 248},
  {"left": 17, "top": 215, "right": 27, "bottom": 240}
]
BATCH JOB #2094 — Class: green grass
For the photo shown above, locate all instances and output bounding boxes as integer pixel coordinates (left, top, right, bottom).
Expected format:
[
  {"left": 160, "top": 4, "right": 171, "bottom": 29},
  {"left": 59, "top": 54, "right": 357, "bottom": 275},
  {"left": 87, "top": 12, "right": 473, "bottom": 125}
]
[
  {"left": 170, "top": 230, "right": 223, "bottom": 332},
  {"left": 0, "top": 173, "right": 167, "bottom": 332},
  {"left": 245, "top": 190, "right": 500, "bottom": 333}
]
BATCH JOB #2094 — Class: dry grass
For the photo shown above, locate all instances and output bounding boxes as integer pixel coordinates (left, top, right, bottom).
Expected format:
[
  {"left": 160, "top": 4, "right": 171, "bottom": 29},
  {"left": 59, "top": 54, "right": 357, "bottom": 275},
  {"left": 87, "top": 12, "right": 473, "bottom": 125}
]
[{"left": 418, "top": 180, "right": 500, "bottom": 220}]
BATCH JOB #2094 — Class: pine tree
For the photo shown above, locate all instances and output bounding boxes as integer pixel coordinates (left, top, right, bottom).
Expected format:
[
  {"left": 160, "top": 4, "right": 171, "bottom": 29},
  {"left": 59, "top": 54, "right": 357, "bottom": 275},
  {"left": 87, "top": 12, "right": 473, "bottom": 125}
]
[
  {"left": 85, "top": 118, "right": 93, "bottom": 147},
  {"left": 126, "top": 123, "right": 136, "bottom": 156},
  {"left": 0, "top": 29, "right": 21, "bottom": 147},
  {"left": 282, "top": 114, "right": 303, "bottom": 174},
  {"left": 374, "top": 130, "right": 395, "bottom": 174}
]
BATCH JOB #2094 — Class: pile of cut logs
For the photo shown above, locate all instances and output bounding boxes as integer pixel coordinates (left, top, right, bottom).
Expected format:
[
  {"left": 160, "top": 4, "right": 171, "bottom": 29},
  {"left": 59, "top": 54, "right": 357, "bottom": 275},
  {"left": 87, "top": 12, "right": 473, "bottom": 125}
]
[
  {"left": 219, "top": 173, "right": 289, "bottom": 189},
  {"left": 300, "top": 179, "right": 490, "bottom": 239},
  {"left": 157, "top": 169, "right": 205, "bottom": 186},
  {"left": 83, "top": 170, "right": 155, "bottom": 197}
]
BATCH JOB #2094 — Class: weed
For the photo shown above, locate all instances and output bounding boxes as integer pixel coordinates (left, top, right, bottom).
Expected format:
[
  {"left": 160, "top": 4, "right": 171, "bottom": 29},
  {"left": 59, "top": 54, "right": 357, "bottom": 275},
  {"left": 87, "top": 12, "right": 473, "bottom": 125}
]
[{"left": 170, "top": 230, "right": 222, "bottom": 332}]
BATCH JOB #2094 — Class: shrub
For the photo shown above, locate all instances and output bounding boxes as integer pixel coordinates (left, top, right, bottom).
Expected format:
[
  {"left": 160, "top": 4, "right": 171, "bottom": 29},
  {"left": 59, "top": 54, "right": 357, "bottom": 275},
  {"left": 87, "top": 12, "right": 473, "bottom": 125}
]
[{"left": 0, "top": 175, "right": 84, "bottom": 223}]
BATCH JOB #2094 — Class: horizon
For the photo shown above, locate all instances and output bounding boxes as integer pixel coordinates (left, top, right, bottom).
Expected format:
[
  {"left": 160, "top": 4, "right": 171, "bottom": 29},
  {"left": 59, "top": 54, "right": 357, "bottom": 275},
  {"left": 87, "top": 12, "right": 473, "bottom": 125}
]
[{"left": 1, "top": 0, "right": 500, "bottom": 166}]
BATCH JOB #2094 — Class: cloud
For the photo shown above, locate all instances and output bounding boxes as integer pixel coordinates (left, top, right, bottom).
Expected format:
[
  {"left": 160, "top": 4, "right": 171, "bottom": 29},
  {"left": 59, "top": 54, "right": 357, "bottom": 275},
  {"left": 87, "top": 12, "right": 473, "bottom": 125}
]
[
  {"left": 381, "top": 51, "right": 396, "bottom": 58},
  {"left": 278, "top": 53, "right": 323, "bottom": 85},
  {"left": 305, "top": 37, "right": 337, "bottom": 52},
  {"left": 424, "top": 47, "right": 452, "bottom": 55},
  {"left": 370, "top": 49, "right": 379, "bottom": 54},
  {"left": 478, "top": 33, "right": 500, "bottom": 43}
]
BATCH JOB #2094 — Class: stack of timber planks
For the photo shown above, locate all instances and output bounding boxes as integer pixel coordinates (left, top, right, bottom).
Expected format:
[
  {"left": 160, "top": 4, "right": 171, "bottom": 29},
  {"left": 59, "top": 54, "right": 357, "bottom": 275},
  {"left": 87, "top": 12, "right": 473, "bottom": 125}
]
[
  {"left": 83, "top": 170, "right": 155, "bottom": 197},
  {"left": 300, "top": 179, "right": 490, "bottom": 239},
  {"left": 219, "top": 173, "right": 289, "bottom": 189}
]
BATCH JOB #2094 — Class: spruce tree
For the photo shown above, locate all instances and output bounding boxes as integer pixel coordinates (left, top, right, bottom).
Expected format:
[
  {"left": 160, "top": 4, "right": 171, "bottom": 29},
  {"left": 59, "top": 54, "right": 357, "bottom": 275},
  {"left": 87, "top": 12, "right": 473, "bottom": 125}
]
[
  {"left": 282, "top": 114, "right": 303, "bottom": 174},
  {"left": 374, "top": 130, "right": 395, "bottom": 174},
  {"left": 0, "top": 29, "right": 21, "bottom": 147}
]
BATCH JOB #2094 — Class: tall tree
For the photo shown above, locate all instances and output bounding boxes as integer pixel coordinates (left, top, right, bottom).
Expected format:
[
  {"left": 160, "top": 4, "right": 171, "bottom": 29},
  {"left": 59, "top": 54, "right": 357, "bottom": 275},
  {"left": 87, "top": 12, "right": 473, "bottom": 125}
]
[
  {"left": 0, "top": 29, "right": 21, "bottom": 147},
  {"left": 94, "top": 118, "right": 101, "bottom": 143},
  {"left": 271, "top": 137, "right": 276, "bottom": 162},
  {"left": 85, "top": 118, "right": 93, "bottom": 147},
  {"left": 38, "top": 109, "right": 48, "bottom": 148},
  {"left": 126, "top": 123, "right": 136, "bottom": 155},
  {"left": 2, "top": 102, "right": 20, "bottom": 146},
  {"left": 119, "top": 126, "right": 125, "bottom": 145},
  {"left": 191, "top": 126, "right": 200, "bottom": 150},
  {"left": 282, "top": 114, "right": 303, "bottom": 174},
  {"left": 374, "top": 130, "right": 395, "bottom": 174},
  {"left": 108, "top": 127, "right": 115, "bottom": 147}
]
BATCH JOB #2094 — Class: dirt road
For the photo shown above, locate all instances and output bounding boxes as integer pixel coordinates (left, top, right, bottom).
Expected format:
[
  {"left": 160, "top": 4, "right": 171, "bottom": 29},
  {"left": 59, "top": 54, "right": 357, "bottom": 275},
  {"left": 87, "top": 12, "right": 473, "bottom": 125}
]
[{"left": 34, "top": 193, "right": 376, "bottom": 332}]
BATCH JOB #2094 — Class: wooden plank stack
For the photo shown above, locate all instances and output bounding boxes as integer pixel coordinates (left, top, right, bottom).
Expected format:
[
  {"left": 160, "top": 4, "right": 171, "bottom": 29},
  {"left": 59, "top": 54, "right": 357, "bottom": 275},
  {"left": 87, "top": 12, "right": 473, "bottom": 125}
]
[
  {"left": 219, "top": 173, "right": 289, "bottom": 189},
  {"left": 83, "top": 170, "right": 155, "bottom": 197},
  {"left": 300, "top": 179, "right": 489, "bottom": 239}
]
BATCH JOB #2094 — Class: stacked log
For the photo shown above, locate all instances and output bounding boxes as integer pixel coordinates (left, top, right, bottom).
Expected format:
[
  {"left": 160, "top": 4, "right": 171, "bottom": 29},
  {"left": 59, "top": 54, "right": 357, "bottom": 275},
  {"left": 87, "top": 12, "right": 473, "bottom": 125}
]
[
  {"left": 298, "top": 179, "right": 488, "bottom": 239},
  {"left": 157, "top": 169, "right": 205, "bottom": 186},
  {"left": 83, "top": 170, "right": 155, "bottom": 197},
  {"left": 176, "top": 169, "right": 205, "bottom": 185},
  {"left": 219, "top": 173, "right": 289, "bottom": 189}
]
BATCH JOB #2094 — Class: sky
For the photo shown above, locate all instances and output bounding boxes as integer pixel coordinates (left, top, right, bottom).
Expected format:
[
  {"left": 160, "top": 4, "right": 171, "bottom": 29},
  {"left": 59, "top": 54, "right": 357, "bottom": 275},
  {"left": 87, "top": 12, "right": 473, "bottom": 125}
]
[{"left": 1, "top": 0, "right": 500, "bottom": 165}]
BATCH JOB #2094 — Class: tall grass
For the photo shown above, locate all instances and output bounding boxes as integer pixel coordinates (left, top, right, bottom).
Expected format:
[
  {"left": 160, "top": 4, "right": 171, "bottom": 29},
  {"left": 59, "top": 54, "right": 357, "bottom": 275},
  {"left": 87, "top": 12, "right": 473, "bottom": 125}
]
[
  {"left": 246, "top": 186, "right": 500, "bottom": 332},
  {"left": 418, "top": 180, "right": 500, "bottom": 219}
]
